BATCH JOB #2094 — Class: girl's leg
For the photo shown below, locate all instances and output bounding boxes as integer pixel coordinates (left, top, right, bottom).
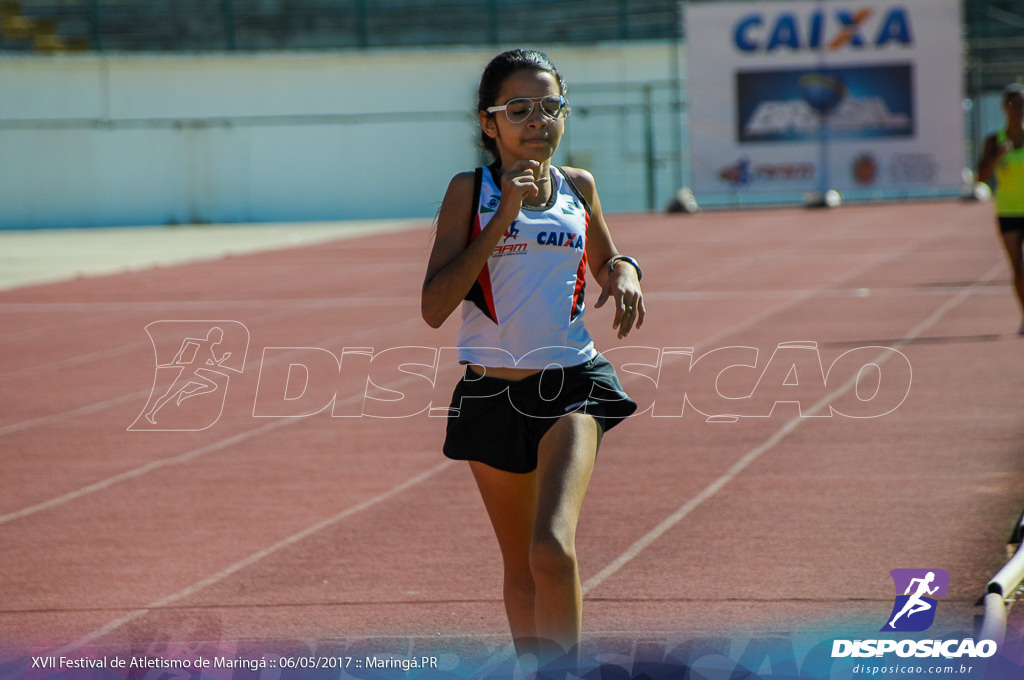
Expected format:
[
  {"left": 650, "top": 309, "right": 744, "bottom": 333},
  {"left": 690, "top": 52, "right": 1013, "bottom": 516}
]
[
  {"left": 470, "top": 412, "right": 602, "bottom": 667},
  {"left": 469, "top": 461, "right": 539, "bottom": 657},
  {"left": 999, "top": 229, "right": 1024, "bottom": 329},
  {"left": 530, "top": 412, "right": 602, "bottom": 666}
]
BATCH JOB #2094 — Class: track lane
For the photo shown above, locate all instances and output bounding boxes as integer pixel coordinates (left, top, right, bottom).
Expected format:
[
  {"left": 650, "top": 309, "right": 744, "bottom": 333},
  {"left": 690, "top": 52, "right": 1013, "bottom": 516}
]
[{"left": 1, "top": 202, "right": 1022, "bottom": 660}]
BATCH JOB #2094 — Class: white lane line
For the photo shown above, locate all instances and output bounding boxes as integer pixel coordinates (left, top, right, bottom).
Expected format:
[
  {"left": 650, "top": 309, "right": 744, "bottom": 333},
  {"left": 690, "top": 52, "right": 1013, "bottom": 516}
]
[
  {"left": 582, "top": 259, "right": 1006, "bottom": 596},
  {"left": 0, "top": 297, "right": 416, "bottom": 313},
  {"left": 52, "top": 459, "right": 454, "bottom": 655},
  {"left": 686, "top": 235, "right": 927, "bottom": 355},
  {"left": 647, "top": 286, "right": 1005, "bottom": 301},
  {"left": 0, "top": 361, "right": 426, "bottom": 524},
  {"left": 0, "top": 418, "right": 294, "bottom": 525},
  {"left": 0, "top": 391, "right": 145, "bottom": 439},
  {"left": 0, "top": 300, "right": 341, "bottom": 380},
  {"left": 0, "top": 312, "right": 420, "bottom": 438}
]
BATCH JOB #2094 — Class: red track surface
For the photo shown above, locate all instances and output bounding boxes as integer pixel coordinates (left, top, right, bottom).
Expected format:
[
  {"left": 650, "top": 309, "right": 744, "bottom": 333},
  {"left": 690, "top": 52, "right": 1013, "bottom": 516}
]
[{"left": 2, "top": 202, "right": 1024, "bottom": 673}]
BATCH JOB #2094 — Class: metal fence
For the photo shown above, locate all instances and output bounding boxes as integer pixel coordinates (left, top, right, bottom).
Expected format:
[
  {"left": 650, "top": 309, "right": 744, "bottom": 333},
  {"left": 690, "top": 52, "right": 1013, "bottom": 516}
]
[
  {"left": 0, "top": 0, "right": 680, "bottom": 53},
  {"left": 2, "top": 1, "right": 1022, "bottom": 93}
]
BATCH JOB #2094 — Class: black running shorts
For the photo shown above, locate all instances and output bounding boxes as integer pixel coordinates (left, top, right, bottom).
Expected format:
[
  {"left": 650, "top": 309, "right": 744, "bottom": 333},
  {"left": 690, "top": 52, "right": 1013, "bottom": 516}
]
[
  {"left": 999, "top": 216, "right": 1024, "bottom": 234},
  {"left": 441, "top": 354, "right": 637, "bottom": 474}
]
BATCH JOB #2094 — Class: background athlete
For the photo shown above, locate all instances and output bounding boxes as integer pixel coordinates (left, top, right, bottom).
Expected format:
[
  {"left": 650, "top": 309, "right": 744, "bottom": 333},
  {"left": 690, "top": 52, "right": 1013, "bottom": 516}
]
[{"left": 978, "top": 83, "right": 1024, "bottom": 334}]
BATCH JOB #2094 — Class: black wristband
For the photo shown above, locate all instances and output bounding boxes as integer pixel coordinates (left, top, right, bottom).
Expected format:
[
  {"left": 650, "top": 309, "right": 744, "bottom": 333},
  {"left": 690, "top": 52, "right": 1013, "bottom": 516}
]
[{"left": 607, "top": 255, "right": 643, "bottom": 281}]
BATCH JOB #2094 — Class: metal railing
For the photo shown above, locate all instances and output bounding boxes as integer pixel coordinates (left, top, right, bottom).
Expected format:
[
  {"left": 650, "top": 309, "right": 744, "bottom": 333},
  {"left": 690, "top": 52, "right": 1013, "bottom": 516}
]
[{"left": 978, "top": 510, "right": 1024, "bottom": 645}]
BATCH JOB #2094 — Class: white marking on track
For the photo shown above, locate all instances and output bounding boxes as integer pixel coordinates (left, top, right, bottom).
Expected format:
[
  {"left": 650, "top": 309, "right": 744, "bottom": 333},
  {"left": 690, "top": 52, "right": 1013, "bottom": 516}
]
[
  {"left": 52, "top": 459, "right": 454, "bottom": 654},
  {"left": 581, "top": 259, "right": 1006, "bottom": 595}
]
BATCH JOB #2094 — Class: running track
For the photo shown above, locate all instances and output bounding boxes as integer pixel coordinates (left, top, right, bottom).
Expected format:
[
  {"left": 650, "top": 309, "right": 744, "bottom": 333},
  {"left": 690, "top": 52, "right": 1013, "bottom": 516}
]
[{"left": 2, "top": 201, "right": 1024, "bottom": 676}]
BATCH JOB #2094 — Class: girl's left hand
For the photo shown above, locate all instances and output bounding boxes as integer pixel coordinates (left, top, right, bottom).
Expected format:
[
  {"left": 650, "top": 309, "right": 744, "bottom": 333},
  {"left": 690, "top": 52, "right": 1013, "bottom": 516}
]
[{"left": 594, "top": 265, "right": 645, "bottom": 339}]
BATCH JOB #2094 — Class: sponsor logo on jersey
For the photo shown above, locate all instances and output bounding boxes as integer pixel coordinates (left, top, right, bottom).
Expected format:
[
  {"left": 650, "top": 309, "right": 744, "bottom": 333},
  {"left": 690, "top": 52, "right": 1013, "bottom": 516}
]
[{"left": 537, "top": 231, "right": 584, "bottom": 249}]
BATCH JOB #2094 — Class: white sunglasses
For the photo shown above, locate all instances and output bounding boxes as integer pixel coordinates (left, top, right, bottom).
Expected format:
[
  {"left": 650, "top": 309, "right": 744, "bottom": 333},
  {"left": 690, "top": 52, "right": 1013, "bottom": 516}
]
[{"left": 486, "top": 95, "right": 568, "bottom": 124}]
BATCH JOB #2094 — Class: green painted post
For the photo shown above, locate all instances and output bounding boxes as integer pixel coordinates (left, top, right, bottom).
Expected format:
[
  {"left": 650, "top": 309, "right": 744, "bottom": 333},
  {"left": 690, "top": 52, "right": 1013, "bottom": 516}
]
[{"left": 644, "top": 84, "right": 656, "bottom": 211}]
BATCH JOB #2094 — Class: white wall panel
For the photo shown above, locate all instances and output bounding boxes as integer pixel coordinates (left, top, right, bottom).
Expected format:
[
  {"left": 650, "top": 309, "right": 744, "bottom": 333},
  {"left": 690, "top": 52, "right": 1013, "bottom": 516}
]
[{"left": 0, "top": 44, "right": 679, "bottom": 229}]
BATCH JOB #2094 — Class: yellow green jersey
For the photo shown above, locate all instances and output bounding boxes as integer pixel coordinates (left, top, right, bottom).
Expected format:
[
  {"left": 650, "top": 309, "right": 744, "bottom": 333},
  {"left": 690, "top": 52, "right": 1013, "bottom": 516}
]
[{"left": 994, "top": 129, "right": 1024, "bottom": 216}]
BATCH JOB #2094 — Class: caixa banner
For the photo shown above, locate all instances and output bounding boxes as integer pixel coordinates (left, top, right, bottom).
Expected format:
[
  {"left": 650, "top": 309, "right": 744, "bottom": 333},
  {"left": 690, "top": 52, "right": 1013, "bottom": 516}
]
[{"left": 684, "top": 0, "right": 964, "bottom": 205}]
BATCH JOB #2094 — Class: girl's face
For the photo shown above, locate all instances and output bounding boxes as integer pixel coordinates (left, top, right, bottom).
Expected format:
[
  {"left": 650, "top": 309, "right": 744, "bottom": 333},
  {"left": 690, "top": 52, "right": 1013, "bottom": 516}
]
[
  {"left": 1005, "top": 92, "right": 1024, "bottom": 124},
  {"left": 481, "top": 69, "right": 565, "bottom": 167}
]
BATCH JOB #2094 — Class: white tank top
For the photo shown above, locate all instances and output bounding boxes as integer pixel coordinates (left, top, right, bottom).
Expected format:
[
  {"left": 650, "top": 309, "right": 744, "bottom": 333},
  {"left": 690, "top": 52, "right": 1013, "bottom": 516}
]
[{"left": 457, "top": 166, "right": 598, "bottom": 369}]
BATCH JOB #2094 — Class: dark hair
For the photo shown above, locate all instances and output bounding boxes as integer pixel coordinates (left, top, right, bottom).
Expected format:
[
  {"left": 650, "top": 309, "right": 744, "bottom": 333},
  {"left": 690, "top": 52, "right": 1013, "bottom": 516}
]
[
  {"left": 476, "top": 49, "right": 567, "bottom": 159},
  {"left": 1005, "top": 83, "right": 1024, "bottom": 102}
]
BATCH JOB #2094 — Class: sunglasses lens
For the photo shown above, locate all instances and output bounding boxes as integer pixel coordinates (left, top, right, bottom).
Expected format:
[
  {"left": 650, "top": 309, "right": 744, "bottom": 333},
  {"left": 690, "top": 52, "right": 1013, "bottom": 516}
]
[
  {"left": 540, "top": 96, "right": 565, "bottom": 118},
  {"left": 504, "top": 99, "right": 534, "bottom": 123}
]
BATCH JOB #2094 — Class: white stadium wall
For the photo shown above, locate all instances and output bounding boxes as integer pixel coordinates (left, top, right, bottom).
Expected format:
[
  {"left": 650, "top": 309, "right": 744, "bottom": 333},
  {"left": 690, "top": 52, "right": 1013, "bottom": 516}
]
[{"left": 0, "top": 43, "right": 682, "bottom": 229}]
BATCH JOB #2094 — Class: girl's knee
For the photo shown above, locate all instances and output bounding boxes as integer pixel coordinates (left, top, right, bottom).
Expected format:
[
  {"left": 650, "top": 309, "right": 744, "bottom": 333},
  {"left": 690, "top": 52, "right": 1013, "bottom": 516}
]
[
  {"left": 529, "top": 535, "right": 577, "bottom": 582},
  {"left": 504, "top": 562, "right": 536, "bottom": 593}
]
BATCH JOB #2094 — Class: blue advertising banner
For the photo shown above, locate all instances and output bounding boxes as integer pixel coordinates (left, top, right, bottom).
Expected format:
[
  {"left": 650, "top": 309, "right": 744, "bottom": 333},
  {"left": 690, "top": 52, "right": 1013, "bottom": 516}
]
[
  {"left": 685, "top": 0, "right": 965, "bottom": 204},
  {"left": 736, "top": 63, "right": 914, "bottom": 143}
]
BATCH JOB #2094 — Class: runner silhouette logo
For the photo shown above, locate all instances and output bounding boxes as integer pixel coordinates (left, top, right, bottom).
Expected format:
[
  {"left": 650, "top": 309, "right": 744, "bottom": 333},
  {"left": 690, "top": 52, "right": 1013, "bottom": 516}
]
[
  {"left": 881, "top": 568, "right": 949, "bottom": 632},
  {"left": 129, "top": 321, "right": 249, "bottom": 432}
]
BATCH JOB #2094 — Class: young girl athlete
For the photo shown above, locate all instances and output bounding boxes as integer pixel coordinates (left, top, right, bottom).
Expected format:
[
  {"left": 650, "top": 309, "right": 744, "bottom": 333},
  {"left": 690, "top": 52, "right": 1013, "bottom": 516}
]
[
  {"left": 421, "top": 49, "right": 645, "bottom": 668},
  {"left": 978, "top": 83, "right": 1024, "bottom": 334}
]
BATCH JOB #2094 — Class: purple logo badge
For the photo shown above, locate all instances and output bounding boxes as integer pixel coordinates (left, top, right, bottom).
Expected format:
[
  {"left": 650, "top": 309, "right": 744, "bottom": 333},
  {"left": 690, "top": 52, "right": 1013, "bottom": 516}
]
[{"left": 881, "top": 568, "right": 949, "bottom": 632}]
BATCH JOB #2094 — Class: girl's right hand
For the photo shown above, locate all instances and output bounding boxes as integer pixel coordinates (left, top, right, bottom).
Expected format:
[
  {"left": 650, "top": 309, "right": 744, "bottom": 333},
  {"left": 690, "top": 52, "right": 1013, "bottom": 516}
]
[{"left": 496, "top": 160, "right": 542, "bottom": 219}]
